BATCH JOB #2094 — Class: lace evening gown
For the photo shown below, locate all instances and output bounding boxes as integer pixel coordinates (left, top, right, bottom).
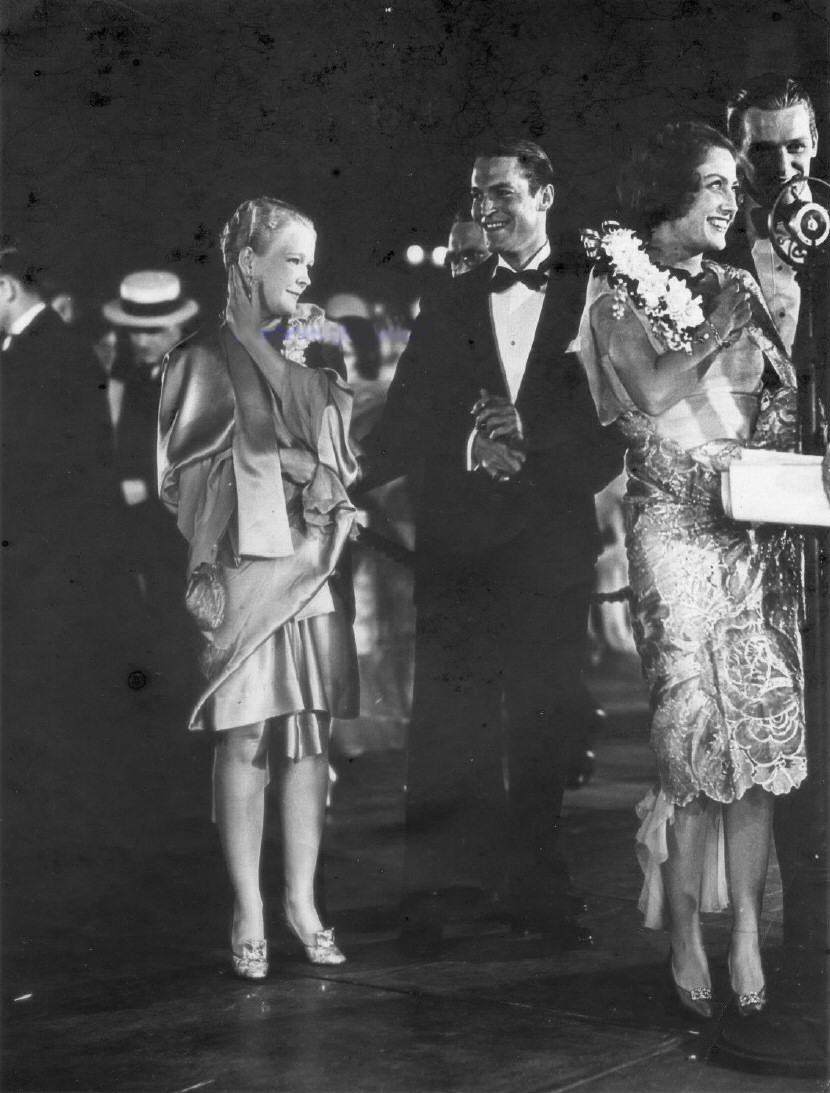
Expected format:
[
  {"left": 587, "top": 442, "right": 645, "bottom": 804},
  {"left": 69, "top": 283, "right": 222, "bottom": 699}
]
[{"left": 577, "top": 262, "right": 807, "bottom": 928}]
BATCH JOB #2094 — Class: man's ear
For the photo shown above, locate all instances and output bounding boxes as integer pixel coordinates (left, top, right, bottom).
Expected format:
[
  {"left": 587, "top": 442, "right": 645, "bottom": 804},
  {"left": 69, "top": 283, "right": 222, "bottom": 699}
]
[
  {"left": 0, "top": 275, "right": 18, "bottom": 303},
  {"left": 538, "top": 183, "right": 554, "bottom": 212}
]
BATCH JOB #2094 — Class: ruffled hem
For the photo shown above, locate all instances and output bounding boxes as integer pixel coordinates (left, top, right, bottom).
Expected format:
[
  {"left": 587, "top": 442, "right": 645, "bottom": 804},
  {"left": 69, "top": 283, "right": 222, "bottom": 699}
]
[
  {"left": 634, "top": 786, "right": 729, "bottom": 931},
  {"left": 281, "top": 710, "right": 329, "bottom": 762},
  {"left": 210, "top": 711, "right": 331, "bottom": 821},
  {"left": 207, "top": 599, "right": 358, "bottom": 733}
]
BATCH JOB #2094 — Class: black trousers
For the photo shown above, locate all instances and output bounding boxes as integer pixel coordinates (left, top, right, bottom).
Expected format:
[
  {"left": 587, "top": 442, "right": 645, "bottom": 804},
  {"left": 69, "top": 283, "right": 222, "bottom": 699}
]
[{"left": 402, "top": 535, "right": 594, "bottom": 913}]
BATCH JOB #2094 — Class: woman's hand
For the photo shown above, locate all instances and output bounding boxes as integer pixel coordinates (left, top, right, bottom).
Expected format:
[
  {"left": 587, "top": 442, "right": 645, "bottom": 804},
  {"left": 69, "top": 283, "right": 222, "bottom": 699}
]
[
  {"left": 225, "top": 265, "right": 262, "bottom": 346},
  {"left": 707, "top": 279, "right": 752, "bottom": 344},
  {"left": 281, "top": 447, "right": 317, "bottom": 485}
]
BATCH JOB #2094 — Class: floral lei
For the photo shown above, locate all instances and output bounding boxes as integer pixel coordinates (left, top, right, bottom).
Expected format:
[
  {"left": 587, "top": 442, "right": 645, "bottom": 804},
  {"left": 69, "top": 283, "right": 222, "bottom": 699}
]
[{"left": 581, "top": 222, "right": 705, "bottom": 353}]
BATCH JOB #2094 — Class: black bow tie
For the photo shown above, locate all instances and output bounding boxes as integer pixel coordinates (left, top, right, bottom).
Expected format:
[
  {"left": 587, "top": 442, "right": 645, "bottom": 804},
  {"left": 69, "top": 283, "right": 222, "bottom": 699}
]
[{"left": 490, "top": 260, "right": 551, "bottom": 294}]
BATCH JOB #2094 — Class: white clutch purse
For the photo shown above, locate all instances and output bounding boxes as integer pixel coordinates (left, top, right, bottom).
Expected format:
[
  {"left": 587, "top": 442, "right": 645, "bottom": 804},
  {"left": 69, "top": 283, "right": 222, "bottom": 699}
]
[{"left": 721, "top": 449, "right": 830, "bottom": 527}]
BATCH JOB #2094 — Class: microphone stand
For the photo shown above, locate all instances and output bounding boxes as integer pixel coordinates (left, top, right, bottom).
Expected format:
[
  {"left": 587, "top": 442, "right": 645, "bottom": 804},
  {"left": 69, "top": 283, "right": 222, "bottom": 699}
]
[{"left": 714, "top": 178, "right": 830, "bottom": 1078}]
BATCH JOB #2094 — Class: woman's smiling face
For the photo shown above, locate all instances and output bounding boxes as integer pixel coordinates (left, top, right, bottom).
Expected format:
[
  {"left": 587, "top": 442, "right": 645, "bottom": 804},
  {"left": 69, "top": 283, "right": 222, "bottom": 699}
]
[
  {"left": 243, "top": 220, "right": 316, "bottom": 322},
  {"left": 663, "top": 147, "right": 740, "bottom": 258}
]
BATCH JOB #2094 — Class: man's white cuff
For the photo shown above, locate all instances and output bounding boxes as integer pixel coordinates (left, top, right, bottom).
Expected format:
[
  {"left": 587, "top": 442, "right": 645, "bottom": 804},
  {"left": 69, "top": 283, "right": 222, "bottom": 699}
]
[{"left": 466, "top": 428, "right": 479, "bottom": 472}]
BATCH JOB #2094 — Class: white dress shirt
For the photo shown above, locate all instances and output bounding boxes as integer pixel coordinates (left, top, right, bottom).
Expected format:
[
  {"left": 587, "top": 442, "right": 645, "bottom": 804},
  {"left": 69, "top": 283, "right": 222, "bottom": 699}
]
[
  {"left": 467, "top": 240, "right": 550, "bottom": 469},
  {"left": 745, "top": 205, "right": 800, "bottom": 355},
  {"left": 2, "top": 301, "right": 47, "bottom": 352},
  {"left": 490, "top": 240, "right": 551, "bottom": 400}
]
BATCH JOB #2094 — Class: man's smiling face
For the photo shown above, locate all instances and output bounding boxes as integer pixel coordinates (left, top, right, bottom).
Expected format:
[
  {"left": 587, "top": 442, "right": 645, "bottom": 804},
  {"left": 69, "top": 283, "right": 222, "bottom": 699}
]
[
  {"left": 738, "top": 103, "right": 817, "bottom": 205},
  {"left": 470, "top": 157, "right": 552, "bottom": 268}
]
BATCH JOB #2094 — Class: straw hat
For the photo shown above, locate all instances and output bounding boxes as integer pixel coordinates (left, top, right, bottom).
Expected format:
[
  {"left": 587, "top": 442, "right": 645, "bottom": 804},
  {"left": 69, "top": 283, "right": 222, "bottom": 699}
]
[{"left": 102, "top": 270, "right": 199, "bottom": 328}]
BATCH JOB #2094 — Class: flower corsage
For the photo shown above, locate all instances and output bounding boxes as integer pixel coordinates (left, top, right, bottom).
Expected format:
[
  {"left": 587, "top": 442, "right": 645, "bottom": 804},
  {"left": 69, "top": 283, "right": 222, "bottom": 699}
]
[
  {"left": 582, "top": 222, "right": 705, "bottom": 353},
  {"left": 281, "top": 302, "right": 327, "bottom": 366}
]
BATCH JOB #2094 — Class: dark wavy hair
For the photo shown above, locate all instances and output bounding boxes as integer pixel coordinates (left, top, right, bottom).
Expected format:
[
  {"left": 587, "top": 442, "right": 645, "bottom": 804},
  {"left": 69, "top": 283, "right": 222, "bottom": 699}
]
[
  {"left": 727, "top": 73, "right": 816, "bottom": 147},
  {"left": 473, "top": 139, "right": 554, "bottom": 194},
  {"left": 617, "top": 121, "right": 736, "bottom": 236}
]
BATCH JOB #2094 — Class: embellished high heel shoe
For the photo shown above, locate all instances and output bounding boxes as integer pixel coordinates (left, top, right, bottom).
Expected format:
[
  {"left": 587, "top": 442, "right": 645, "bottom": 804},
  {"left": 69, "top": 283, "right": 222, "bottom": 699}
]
[
  {"left": 284, "top": 901, "right": 346, "bottom": 966},
  {"left": 667, "top": 952, "right": 713, "bottom": 1019},
  {"left": 727, "top": 946, "right": 767, "bottom": 1016},
  {"left": 231, "top": 938, "right": 269, "bottom": 980}
]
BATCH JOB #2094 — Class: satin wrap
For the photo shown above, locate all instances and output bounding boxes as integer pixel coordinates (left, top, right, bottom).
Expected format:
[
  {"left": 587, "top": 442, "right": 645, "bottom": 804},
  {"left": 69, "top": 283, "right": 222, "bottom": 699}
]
[{"left": 158, "top": 323, "right": 358, "bottom": 738}]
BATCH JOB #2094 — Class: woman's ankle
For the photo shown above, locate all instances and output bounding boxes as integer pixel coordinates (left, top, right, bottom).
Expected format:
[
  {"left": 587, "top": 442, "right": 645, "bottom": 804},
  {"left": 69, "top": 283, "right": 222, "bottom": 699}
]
[
  {"left": 283, "top": 892, "right": 323, "bottom": 937},
  {"left": 668, "top": 930, "right": 710, "bottom": 983},
  {"left": 232, "top": 900, "right": 265, "bottom": 947}
]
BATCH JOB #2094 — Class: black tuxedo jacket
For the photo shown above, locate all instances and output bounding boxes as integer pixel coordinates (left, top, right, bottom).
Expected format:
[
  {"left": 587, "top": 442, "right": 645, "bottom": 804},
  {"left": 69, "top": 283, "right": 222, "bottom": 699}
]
[
  {"left": 720, "top": 214, "right": 758, "bottom": 281},
  {"left": 360, "top": 246, "right": 624, "bottom": 594},
  {"left": 2, "top": 307, "right": 114, "bottom": 523}
]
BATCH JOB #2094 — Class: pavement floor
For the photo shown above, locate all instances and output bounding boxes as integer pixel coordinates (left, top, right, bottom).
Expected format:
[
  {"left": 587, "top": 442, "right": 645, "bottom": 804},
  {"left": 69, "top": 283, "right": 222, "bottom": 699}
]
[{"left": 2, "top": 655, "right": 826, "bottom": 1092}]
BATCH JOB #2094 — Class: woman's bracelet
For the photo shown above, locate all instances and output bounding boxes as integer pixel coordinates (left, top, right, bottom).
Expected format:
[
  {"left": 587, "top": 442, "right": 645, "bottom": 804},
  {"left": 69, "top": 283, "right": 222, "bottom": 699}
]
[{"left": 695, "top": 319, "right": 725, "bottom": 351}]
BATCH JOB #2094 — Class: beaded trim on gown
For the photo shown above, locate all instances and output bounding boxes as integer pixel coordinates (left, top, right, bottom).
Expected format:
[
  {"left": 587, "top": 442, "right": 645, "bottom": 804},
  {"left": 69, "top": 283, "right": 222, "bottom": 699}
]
[{"left": 576, "top": 262, "right": 807, "bottom": 929}]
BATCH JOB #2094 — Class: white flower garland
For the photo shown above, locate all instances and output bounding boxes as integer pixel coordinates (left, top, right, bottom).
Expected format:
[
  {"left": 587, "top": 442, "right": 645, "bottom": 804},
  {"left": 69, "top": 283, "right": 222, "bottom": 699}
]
[{"left": 582, "top": 222, "right": 706, "bottom": 353}]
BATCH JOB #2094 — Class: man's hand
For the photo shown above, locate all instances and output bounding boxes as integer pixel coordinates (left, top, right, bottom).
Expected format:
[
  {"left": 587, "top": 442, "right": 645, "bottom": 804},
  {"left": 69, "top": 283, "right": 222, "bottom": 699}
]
[
  {"left": 472, "top": 389, "right": 524, "bottom": 446},
  {"left": 472, "top": 433, "right": 526, "bottom": 482},
  {"left": 281, "top": 447, "right": 317, "bottom": 485}
]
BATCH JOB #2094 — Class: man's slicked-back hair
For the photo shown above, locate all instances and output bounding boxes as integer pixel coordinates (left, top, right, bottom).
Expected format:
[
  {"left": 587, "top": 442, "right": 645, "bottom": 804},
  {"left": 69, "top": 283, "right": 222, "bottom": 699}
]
[
  {"left": 727, "top": 73, "right": 817, "bottom": 146},
  {"left": 0, "top": 245, "right": 43, "bottom": 290},
  {"left": 473, "top": 139, "right": 555, "bottom": 194},
  {"left": 452, "top": 207, "right": 477, "bottom": 225}
]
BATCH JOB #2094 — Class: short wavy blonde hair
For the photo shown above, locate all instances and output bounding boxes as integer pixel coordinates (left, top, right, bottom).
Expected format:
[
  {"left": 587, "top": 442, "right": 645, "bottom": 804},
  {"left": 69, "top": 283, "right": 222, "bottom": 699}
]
[{"left": 219, "top": 197, "right": 314, "bottom": 270}]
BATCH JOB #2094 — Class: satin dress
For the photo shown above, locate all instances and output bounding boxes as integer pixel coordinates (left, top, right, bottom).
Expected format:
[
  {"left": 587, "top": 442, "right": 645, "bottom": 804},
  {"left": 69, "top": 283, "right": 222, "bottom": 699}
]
[
  {"left": 577, "top": 262, "right": 807, "bottom": 928},
  {"left": 158, "top": 318, "right": 359, "bottom": 761}
]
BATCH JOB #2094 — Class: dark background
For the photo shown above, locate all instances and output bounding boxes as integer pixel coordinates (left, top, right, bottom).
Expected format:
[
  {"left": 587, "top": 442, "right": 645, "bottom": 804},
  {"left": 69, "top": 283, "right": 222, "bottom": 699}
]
[{"left": 3, "top": 0, "right": 827, "bottom": 320}]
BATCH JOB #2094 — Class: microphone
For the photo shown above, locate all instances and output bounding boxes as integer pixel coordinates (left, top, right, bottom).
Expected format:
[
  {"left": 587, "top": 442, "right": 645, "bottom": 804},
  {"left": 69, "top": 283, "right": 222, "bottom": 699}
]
[{"left": 766, "top": 176, "right": 830, "bottom": 269}]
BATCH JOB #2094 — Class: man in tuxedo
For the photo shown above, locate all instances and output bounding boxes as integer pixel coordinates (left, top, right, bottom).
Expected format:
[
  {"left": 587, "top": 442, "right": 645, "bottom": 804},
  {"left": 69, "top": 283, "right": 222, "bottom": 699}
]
[
  {"left": 358, "top": 140, "right": 623, "bottom": 946},
  {"left": 0, "top": 247, "right": 148, "bottom": 967},
  {"left": 725, "top": 74, "right": 818, "bottom": 353}
]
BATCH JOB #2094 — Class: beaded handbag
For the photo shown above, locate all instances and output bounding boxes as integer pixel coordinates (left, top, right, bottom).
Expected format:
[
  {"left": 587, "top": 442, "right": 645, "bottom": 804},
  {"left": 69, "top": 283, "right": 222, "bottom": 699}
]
[{"left": 184, "top": 562, "right": 226, "bottom": 631}]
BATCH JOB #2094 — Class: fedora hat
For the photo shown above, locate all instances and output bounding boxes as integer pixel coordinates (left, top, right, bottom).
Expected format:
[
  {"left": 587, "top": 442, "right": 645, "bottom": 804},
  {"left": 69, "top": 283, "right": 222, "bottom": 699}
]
[{"left": 103, "top": 270, "right": 199, "bottom": 328}]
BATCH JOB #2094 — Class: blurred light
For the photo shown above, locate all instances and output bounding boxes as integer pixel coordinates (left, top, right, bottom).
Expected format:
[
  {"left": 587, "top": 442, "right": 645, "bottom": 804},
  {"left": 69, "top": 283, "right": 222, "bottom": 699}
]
[
  {"left": 325, "top": 292, "right": 371, "bottom": 319},
  {"left": 431, "top": 245, "right": 448, "bottom": 267},
  {"left": 405, "top": 245, "right": 425, "bottom": 265}
]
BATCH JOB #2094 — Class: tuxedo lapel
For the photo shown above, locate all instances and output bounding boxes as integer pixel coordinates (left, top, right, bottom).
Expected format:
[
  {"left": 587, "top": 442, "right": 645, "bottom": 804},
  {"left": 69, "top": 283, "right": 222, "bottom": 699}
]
[
  {"left": 721, "top": 214, "right": 758, "bottom": 280},
  {"left": 517, "top": 260, "right": 581, "bottom": 408}
]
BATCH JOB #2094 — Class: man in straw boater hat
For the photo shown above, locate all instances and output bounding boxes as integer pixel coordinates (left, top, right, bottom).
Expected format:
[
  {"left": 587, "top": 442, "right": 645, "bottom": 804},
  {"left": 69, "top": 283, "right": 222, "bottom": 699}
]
[{"left": 102, "top": 270, "right": 200, "bottom": 665}]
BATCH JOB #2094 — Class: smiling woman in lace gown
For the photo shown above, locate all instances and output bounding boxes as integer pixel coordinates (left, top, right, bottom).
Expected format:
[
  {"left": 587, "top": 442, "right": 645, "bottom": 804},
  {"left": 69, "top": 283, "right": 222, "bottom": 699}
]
[{"left": 574, "top": 122, "right": 806, "bottom": 1019}]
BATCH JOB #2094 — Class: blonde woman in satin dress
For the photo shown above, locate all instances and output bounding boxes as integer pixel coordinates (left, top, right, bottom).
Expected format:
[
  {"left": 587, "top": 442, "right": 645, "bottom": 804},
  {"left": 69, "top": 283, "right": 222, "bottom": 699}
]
[
  {"left": 158, "top": 198, "right": 359, "bottom": 978},
  {"left": 575, "top": 123, "right": 806, "bottom": 1019}
]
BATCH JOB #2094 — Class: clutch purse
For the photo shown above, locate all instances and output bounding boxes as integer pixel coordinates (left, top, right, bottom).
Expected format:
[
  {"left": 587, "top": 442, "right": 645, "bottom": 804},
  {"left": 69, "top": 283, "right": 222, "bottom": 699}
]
[{"left": 185, "top": 562, "right": 226, "bottom": 631}]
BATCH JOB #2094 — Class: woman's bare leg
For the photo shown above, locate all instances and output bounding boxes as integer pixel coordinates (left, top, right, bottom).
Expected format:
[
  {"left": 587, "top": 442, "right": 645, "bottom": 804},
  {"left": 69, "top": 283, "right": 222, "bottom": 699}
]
[
  {"left": 279, "top": 737, "right": 330, "bottom": 942},
  {"left": 724, "top": 785, "right": 773, "bottom": 997},
  {"left": 213, "top": 722, "right": 268, "bottom": 949},
  {"left": 663, "top": 796, "right": 712, "bottom": 990}
]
